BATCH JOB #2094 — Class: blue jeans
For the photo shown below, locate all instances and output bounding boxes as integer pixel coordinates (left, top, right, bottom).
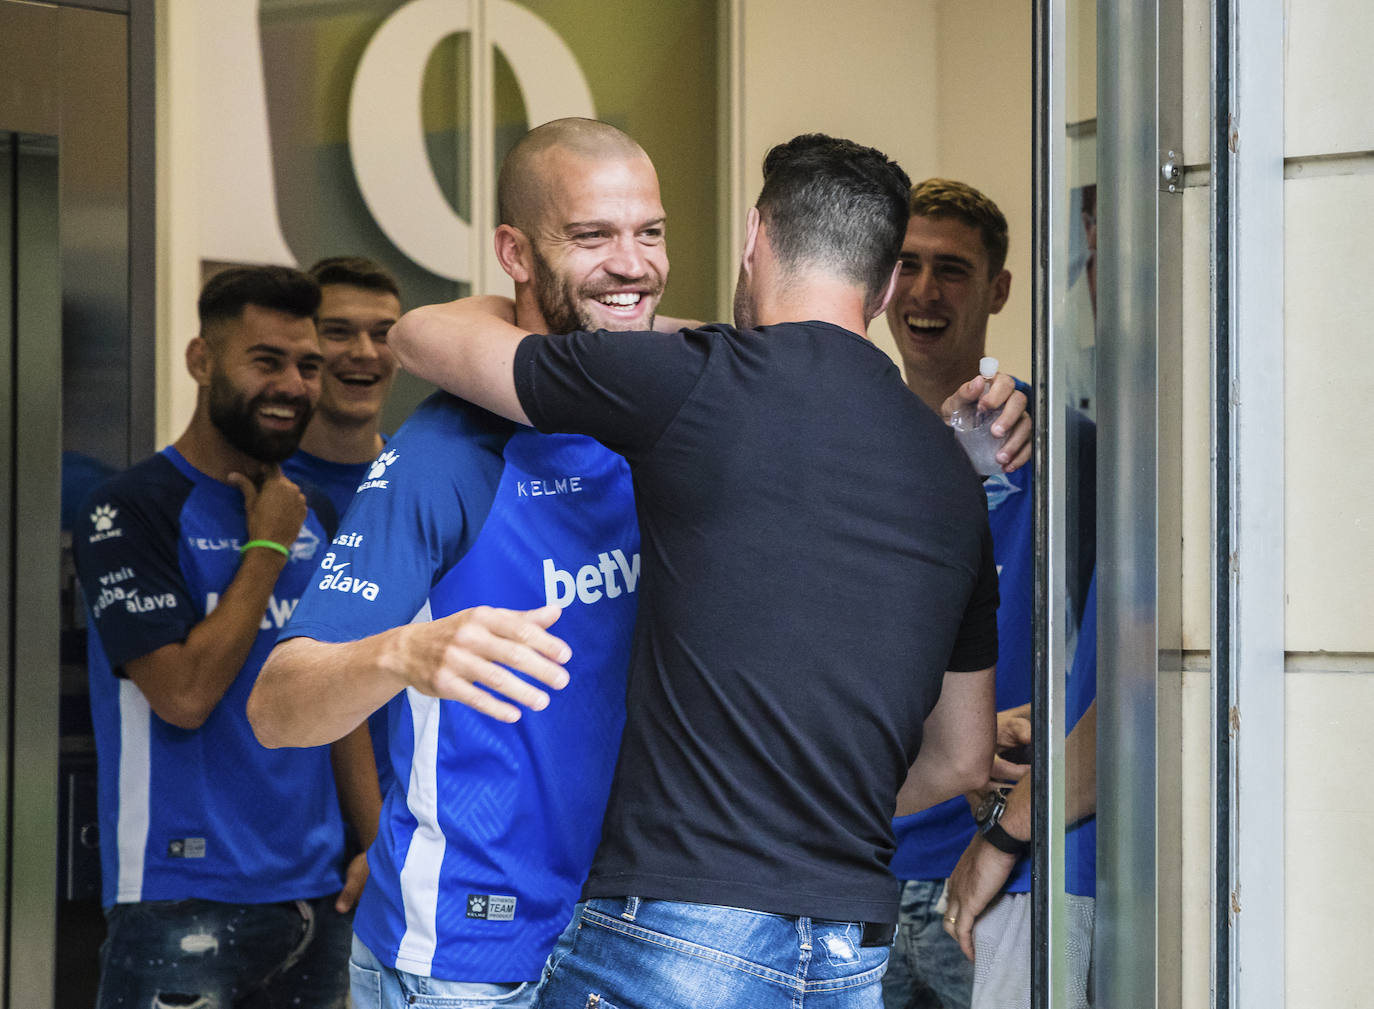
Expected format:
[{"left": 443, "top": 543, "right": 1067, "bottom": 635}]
[
  {"left": 96, "top": 896, "right": 352, "bottom": 1009},
  {"left": 349, "top": 933, "right": 535, "bottom": 1008},
  {"left": 534, "top": 897, "right": 889, "bottom": 1009},
  {"left": 882, "top": 880, "right": 973, "bottom": 1009}
]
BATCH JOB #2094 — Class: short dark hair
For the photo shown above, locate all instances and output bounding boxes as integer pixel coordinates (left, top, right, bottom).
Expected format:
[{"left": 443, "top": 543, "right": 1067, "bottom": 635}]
[
  {"left": 908, "top": 179, "right": 1010, "bottom": 276},
  {"left": 755, "top": 134, "right": 911, "bottom": 308},
  {"left": 307, "top": 256, "right": 401, "bottom": 300},
  {"left": 197, "top": 265, "right": 320, "bottom": 327}
]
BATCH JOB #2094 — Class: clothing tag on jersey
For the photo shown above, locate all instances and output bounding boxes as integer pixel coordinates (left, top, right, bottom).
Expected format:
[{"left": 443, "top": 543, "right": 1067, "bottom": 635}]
[
  {"left": 167, "top": 837, "right": 206, "bottom": 859},
  {"left": 466, "top": 894, "right": 517, "bottom": 921}
]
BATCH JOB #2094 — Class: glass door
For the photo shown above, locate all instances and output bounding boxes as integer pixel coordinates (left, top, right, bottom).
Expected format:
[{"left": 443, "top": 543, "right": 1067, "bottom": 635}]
[{"left": 1033, "top": 0, "right": 1184, "bottom": 1004}]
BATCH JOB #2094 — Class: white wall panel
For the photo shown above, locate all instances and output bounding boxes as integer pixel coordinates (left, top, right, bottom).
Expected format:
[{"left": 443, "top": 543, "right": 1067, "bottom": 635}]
[
  {"left": 1286, "top": 670, "right": 1374, "bottom": 1006},
  {"left": 1283, "top": 172, "right": 1374, "bottom": 652},
  {"left": 1284, "top": 0, "right": 1374, "bottom": 156}
]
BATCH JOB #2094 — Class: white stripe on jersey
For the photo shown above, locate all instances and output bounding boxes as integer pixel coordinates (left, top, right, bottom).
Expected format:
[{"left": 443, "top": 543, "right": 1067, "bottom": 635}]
[
  {"left": 396, "top": 600, "right": 446, "bottom": 975},
  {"left": 115, "top": 679, "right": 151, "bottom": 902}
]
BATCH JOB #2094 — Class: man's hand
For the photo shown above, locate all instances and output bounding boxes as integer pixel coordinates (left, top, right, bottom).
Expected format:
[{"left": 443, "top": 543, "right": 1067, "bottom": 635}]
[
  {"left": 943, "top": 835, "right": 1019, "bottom": 961},
  {"left": 941, "top": 373, "right": 1032, "bottom": 473},
  {"left": 382, "top": 604, "right": 572, "bottom": 723},
  {"left": 335, "top": 852, "right": 369, "bottom": 913},
  {"left": 992, "top": 709, "right": 1032, "bottom": 783},
  {"left": 228, "top": 465, "right": 307, "bottom": 549}
]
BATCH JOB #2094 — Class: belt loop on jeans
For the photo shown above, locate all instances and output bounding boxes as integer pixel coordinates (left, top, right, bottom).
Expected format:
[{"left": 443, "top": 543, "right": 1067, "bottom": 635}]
[
  {"left": 860, "top": 920, "right": 894, "bottom": 947},
  {"left": 620, "top": 896, "right": 640, "bottom": 922}
]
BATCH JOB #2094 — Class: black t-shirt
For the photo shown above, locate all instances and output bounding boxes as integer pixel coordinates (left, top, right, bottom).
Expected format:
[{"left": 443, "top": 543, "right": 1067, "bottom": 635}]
[{"left": 513, "top": 320, "right": 999, "bottom": 924}]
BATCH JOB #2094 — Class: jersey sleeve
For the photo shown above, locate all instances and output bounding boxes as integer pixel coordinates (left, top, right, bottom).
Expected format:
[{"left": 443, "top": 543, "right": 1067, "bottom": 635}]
[
  {"left": 280, "top": 402, "right": 505, "bottom": 644},
  {"left": 512, "top": 327, "right": 712, "bottom": 459},
  {"left": 946, "top": 519, "right": 1001, "bottom": 672},
  {"left": 73, "top": 481, "right": 198, "bottom": 673}
]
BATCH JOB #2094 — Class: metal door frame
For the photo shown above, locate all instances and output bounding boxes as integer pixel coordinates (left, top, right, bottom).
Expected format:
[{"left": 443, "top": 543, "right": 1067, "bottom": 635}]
[{"left": 1031, "top": 0, "right": 1185, "bottom": 1004}]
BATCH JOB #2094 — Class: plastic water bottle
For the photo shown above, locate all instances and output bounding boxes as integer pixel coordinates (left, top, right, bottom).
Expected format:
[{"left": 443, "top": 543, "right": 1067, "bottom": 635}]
[{"left": 948, "top": 356, "right": 1005, "bottom": 477}]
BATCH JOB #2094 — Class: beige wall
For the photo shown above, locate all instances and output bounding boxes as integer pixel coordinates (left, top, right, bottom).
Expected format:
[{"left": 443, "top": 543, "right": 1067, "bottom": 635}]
[
  {"left": 1279, "top": 0, "right": 1374, "bottom": 1001},
  {"left": 734, "top": 0, "right": 1032, "bottom": 383}
]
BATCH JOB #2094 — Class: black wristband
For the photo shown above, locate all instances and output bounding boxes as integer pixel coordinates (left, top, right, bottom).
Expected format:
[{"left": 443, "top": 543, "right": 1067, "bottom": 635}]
[{"left": 981, "top": 820, "right": 1031, "bottom": 856}]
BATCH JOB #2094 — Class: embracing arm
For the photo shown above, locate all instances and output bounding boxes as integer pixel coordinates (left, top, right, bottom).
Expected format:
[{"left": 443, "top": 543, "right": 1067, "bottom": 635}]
[
  {"left": 248, "top": 604, "right": 573, "bottom": 748},
  {"left": 894, "top": 665, "right": 996, "bottom": 817},
  {"left": 389, "top": 297, "right": 533, "bottom": 424}
]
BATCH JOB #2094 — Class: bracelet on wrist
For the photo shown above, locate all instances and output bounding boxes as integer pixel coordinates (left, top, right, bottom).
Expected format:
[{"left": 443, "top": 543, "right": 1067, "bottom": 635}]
[{"left": 239, "top": 539, "right": 290, "bottom": 558}]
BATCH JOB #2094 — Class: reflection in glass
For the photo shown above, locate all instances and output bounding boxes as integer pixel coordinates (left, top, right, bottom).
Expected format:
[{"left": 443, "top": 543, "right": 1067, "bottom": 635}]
[{"left": 1060, "top": 0, "right": 1098, "bottom": 994}]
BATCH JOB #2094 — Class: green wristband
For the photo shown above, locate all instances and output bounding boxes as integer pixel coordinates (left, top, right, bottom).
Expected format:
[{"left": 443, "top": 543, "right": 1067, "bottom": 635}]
[{"left": 240, "top": 539, "right": 290, "bottom": 558}]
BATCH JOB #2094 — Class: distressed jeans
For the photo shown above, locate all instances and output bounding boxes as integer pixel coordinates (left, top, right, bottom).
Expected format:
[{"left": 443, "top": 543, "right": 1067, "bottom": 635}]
[
  {"left": 96, "top": 896, "right": 352, "bottom": 1009},
  {"left": 881, "top": 879, "right": 974, "bottom": 1009},
  {"left": 534, "top": 897, "right": 889, "bottom": 1009}
]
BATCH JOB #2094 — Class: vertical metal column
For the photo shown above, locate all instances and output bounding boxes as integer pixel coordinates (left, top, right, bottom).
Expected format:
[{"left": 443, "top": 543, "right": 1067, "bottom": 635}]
[
  {"left": 10, "top": 132, "right": 61, "bottom": 1009},
  {"left": 1216, "top": 0, "right": 1285, "bottom": 1004},
  {"left": 1094, "top": 0, "right": 1184, "bottom": 1002}
]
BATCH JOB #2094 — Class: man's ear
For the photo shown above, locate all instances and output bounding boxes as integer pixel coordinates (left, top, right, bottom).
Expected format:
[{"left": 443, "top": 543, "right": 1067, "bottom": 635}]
[
  {"left": 740, "top": 206, "right": 762, "bottom": 278},
  {"left": 868, "top": 260, "right": 904, "bottom": 321},
  {"left": 989, "top": 269, "right": 1011, "bottom": 315},
  {"left": 494, "top": 225, "right": 533, "bottom": 284},
  {"left": 186, "top": 336, "right": 213, "bottom": 387}
]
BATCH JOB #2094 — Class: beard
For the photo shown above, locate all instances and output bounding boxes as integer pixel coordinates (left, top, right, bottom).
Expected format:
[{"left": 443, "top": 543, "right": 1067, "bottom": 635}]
[
  {"left": 207, "top": 371, "right": 313, "bottom": 463},
  {"left": 530, "top": 245, "right": 660, "bottom": 334},
  {"left": 732, "top": 264, "right": 757, "bottom": 331}
]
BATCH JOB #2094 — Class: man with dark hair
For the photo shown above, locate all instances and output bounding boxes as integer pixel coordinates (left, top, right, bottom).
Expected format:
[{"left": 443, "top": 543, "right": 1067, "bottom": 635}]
[
  {"left": 285, "top": 255, "right": 401, "bottom": 514},
  {"left": 248, "top": 118, "right": 670, "bottom": 1009},
  {"left": 881, "top": 179, "right": 1094, "bottom": 1009},
  {"left": 283, "top": 256, "right": 403, "bottom": 797},
  {"left": 386, "top": 133, "right": 1000, "bottom": 1008},
  {"left": 73, "top": 265, "right": 373, "bottom": 1009}
]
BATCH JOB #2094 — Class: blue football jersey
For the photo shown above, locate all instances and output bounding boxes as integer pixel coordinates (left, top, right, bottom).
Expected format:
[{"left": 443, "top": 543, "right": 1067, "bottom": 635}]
[
  {"left": 283, "top": 444, "right": 394, "bottom": 798},
  {"left": 889, "top": 460, "right": 1035, "bottom": 883},
  {"left": 891, "top": 396, "right": 1098, "bottom": 894},
  {"left": 73, "top": 448, "right": 346, "bottom": 907},
  {"left": 282, "top": 393, "right": 639, "bottom": 983}
]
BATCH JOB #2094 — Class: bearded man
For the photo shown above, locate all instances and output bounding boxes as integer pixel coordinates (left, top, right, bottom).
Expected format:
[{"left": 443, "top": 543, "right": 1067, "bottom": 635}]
[
  {"left": 250, "top": 119, "right": 676, "bottom": 1009},
  {"left": 74, "top": 265, "right": 376, "bottom": 1009}
]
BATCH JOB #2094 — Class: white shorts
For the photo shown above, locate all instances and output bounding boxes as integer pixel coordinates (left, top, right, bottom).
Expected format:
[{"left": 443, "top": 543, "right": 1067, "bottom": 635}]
[{"left": 969, "top": 891, "right": 1095, "bottom": 1009}]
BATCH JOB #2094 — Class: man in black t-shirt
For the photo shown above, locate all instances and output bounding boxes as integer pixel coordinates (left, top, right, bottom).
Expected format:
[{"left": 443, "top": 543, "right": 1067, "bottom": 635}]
[{"left": 390, "top": 133, "right": 1000, "bottom": 1009}]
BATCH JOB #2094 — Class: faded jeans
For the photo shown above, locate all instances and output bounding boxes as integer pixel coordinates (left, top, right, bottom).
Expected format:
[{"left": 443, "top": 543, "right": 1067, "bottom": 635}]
[
  {"left": 96, "top": 896, "right": 352, "bottom": 1009},
  {"left": 882, "top": 879, "right": 974, "bottom": 1009},
  {"left": 534, "top": 896, "right": 889, "bottom": 1009}
]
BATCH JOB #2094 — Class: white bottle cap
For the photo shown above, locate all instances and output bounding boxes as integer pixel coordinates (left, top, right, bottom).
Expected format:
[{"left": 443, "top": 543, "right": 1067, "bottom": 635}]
[{"left": 979, "top": 356, "right": 999, "bottom": 381}]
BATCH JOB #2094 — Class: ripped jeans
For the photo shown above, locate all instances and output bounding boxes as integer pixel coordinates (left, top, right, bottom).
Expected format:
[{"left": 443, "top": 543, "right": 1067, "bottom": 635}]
[
  {"left": 533, "top": 897, "right": 889, "bottom": 1009},
  {"left": 96, "top": 896, "right": 352, "bottom": 1009}
]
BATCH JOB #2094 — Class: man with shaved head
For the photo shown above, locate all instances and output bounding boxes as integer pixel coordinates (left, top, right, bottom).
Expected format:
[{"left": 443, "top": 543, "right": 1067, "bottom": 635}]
[{"left": 249, "top": 118, "right": 672, "bottom": 1009}]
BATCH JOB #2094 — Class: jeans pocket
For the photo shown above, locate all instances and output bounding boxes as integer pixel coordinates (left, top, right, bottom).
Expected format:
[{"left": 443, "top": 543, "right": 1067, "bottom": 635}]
[
  {"left": 347, "top": 957, "right": 383, "bottom": 1009},
  {"left": 406, "top": 981, "right": 533, "bottom": 1008}
]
